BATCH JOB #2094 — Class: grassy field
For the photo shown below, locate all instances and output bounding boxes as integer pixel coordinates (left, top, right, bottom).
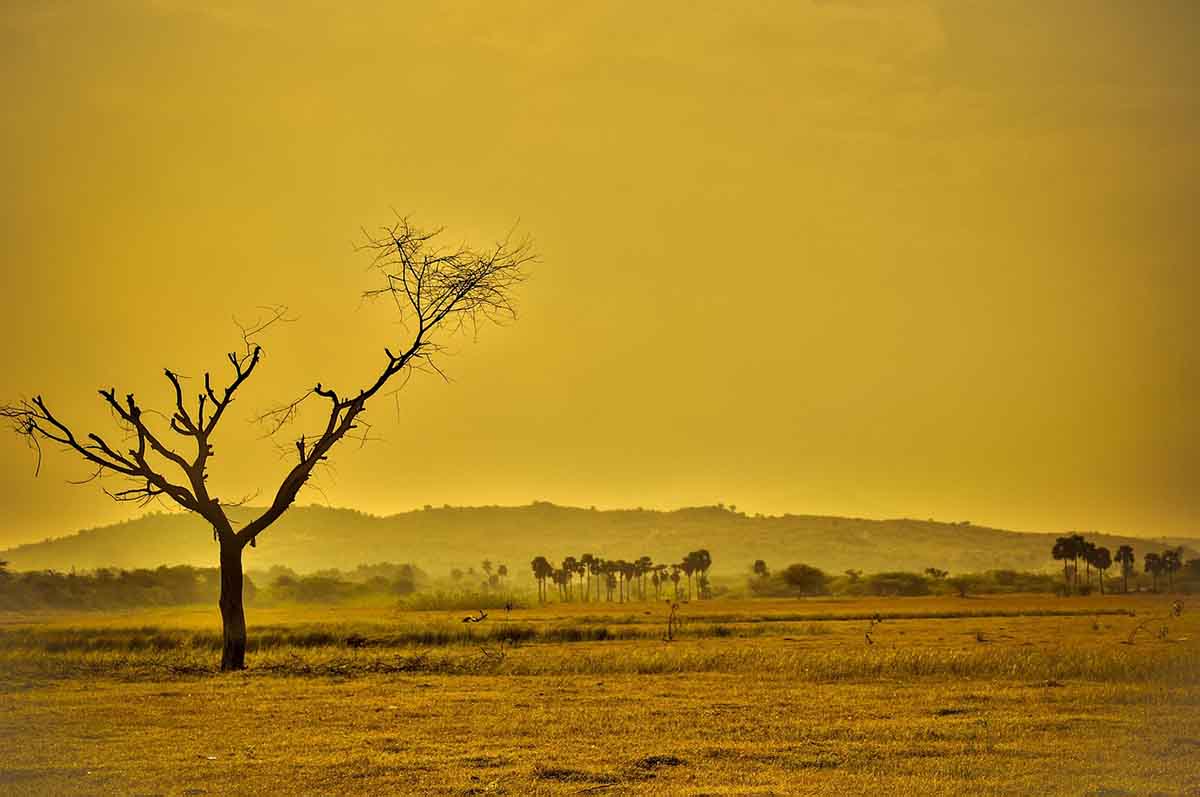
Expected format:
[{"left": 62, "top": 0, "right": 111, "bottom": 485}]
[{"left": 1, "top": 593, "right": 1197, "bottom": 795}]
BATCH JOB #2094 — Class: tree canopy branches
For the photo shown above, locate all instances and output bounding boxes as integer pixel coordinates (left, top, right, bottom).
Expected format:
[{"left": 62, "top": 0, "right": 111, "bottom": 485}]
[{"left": 1, "top": 218, "right": 532, "bottom": 552}]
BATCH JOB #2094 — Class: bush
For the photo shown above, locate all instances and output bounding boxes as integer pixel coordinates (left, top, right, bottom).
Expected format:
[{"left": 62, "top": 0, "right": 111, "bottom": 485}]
[
  {"left": 781, "top": 564, "right": 829, "bottom": 595},
  {"left": 863, "top": 572, "right": 931, "bottom": 597}
]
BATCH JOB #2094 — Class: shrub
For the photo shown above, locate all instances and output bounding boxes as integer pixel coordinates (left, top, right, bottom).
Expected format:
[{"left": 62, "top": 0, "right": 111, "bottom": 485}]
[
  {"left": 863, "top": 571, "right": 931, "bottom": 597},
  {"left": 782, "top": 564, "right": 830, "bottom": 595}
]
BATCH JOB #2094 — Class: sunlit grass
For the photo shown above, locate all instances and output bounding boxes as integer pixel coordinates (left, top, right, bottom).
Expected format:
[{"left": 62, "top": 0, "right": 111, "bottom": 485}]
[{"left": 2, "top": 593, "right": 1195, "bottom": 795}]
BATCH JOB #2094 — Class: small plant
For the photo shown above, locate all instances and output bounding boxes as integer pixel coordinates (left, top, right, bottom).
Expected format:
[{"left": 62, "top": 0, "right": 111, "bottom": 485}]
[
  {"left": 664, "top": 602, "right": 681, "bottom": 642},
  {"left": 865, "top": 613, "right": 883, "bottom": 645}
]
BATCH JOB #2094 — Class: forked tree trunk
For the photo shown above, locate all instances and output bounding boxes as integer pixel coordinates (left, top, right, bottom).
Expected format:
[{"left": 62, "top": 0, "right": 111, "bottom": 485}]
[{"left": 219, "top": 540, "right": 247, "bottom": 671}]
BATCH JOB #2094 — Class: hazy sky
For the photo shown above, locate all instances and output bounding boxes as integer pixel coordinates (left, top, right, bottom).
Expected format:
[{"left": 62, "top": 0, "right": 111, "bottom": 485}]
[{"left": 1, "top": 1, "right": 1197, "bottom": 546}]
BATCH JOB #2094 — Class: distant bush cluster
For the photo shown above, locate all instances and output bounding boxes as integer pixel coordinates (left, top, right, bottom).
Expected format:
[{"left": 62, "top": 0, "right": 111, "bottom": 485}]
[
  {"left": 0, "top": 565, "right": 255, "bottom": 611},
  {"left": 253, "top": 563, "right": 424, "bottom": 604},
  {"left": 0, "top": 561, "right": 425, "bottom": 610},
  {"left": 748, "top": 556, "right": 1200, "bottom": 599},
  {"left": 750, "top": 564, "right": 1073, "bottom": 598}
]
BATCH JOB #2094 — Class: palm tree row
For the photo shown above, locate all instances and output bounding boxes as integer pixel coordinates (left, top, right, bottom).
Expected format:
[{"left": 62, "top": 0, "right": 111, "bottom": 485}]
[
  {"left": 1051, "top": 533, "right": 1184, "bottom": 594},
  {"left": 529, "top": 549, "right": 713, "bottom": 603}
]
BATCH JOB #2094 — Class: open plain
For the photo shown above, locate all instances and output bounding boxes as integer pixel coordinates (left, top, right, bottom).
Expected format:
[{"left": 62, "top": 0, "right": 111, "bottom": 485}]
[{"left": 1, "top": 594, "right": 1196, "bottom": 796}]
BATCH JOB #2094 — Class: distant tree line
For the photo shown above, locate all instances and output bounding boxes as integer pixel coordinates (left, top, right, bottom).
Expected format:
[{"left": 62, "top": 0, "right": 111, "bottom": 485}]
[
  {"left": 0, "top": 563, "right": 256, "bottom": 611},
  {"left": 529, "top": 550, "right": 713, "bottom": 603},
  {"left": 747, "top": 550, "right": 1200, "bottom": 599},
  {"left": 0, "top": 561, "right": 424, "bottom": 610},
  {"left": 447, "top": 560, "right": 511, "bottom": 593},
  {"left": 751, "top": 562, "right": 1090, "bottom": 598},
  {"left": 1051, "top": 534, "right": 1192, "bottom": 595}
]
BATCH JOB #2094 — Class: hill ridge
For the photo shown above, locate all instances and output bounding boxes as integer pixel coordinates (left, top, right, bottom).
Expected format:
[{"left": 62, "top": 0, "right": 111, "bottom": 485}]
[{"left": 3, "top": 502, "right": 1196, "bottom": 577}]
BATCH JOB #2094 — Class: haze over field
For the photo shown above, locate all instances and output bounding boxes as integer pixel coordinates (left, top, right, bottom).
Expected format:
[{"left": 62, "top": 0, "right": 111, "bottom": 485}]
[{"left": 2, "top": 1, "right": 1197, "bottom": 547}]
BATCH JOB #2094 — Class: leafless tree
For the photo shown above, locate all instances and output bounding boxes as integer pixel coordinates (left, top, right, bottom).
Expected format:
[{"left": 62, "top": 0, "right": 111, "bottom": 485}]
[{"left": 1, "top": 217, "right": 531, "bottom": 670}]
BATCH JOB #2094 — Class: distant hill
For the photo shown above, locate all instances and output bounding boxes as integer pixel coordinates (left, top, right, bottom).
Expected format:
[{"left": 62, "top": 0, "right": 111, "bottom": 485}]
[{"left": 2, "top": 503, "right": 1196, "bottom": 579}]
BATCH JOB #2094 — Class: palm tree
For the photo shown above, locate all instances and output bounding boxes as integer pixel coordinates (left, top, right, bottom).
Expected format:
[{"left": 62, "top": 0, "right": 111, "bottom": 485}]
[
  {"left": 653, "top": 564, "right": 669, "bottom": 598},
  {"left": 1115, "top": 545, "right": 1135, "bottom": 593},
  {"left": 530, "top": 556, "right": 553, "bottom": 602},
  {"left": 753, "top": 560, "right": 769, "bottom": 579},
  {"left": 669, "top": 566, "right": 682, "bottom": 600},
  {"left": 1144, "top": 552, "right": 1163, "bottom": 593},
  {"left": 580, "top": 553, "right": 595, "bottom": 601},
  {"left": 497, "top": 563, "right": 508, "bottom": 586},
  {"left": 680, "top": 555, "right": 696, "bottom": 601},
  {"left": 694, "top": 549, "right": 712, "bottom": 599},
  {"left": 1080, "top": 539, "right": 1097, "bottom": 587},
  {"left": 561, "top": 557, "right": 578, "bottom": 601},
  {"left": 482, "top": 560, "right": 493, "bottom": 579},
  {"left": 636, "top": 556, "right": 653, "bottom": 600},
  {"left": 1163, "top": 548, "right": 1183, "bottom": 592},
  {"left": 1052, "top": 536, "right": 1082, "bottom": 593},
  {"left": 605, "top": 569, "right": 617, "bottom": 602},
  {"left": 623, "top": 560, "right": 637, "bottom": 601},
  {"left": 589, "top": 556, "right": 603, "bottom": 601},
  {"left": 1091, "top": 546, "right": 1111, "bottom": 595}
]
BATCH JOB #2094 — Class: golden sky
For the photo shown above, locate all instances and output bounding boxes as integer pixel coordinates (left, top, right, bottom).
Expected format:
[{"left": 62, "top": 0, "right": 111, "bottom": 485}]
[{"left": 1, "top": 1, "right": 1196, "bottom": 546}]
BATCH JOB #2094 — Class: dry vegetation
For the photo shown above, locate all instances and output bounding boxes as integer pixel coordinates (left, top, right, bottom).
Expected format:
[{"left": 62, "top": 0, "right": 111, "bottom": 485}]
[{"left": 1, "top": 594, "right": 1197, "bottom": 795}]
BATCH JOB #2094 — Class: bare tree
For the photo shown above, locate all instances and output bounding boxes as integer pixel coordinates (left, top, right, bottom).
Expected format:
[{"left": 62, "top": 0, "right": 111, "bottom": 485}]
[{"left": 1, "top": 218, "right": 531, "bottom": 670}]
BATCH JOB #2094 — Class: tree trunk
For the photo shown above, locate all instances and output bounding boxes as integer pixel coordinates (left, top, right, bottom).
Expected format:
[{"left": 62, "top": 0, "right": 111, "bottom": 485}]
[{"left": 219, "top": 540, "right": 247, "bottom": 671}]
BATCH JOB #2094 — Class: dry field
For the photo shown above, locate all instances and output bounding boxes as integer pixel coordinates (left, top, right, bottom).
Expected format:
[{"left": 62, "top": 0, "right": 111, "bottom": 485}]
[{"left": 1, "top": 594, "right": 1197, "bottom": 796}]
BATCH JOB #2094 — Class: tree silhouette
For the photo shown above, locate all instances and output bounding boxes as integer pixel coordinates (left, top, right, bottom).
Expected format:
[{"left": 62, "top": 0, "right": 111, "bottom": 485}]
[
  {"left": 1162, "top": 548, "right": 1183, "bottom": 592},
  {"left": 530, "top": 556, "right": 553, "bottom": 602},
  {"left": 1144, "top": 552, "right": 1163, "bottom": 593},
  {"left": 588, "top": 556, "right": 603, "bottom": 602},
  {"left": 753, "top": 559, "right": 770, "bottom": 579},
  {"left": 497, "top": 563, "right": 508, "bottom": 585},
  {"left": 580, "top": 553, "right": 595, "bottom": 602},
  {"left": 561, "top": 556, "right": 578, "bottom": 601},
  {"left": 1091, "top": 546, "right": 1111, "bottom": 595},
  {"left": 1115, "top": 545, "right": 1135, "bottom": 593},
  {"left": 694, "top": 549, "right": 713, "bottom": 599},
  {"left": 1080, "top": 539, "right": 1098, "bottom": 588},
  {"left": 636, "top": 555, "right": 653, "bottom": 600},
  {"left": 653, "top": 563, "right": 669, "bottom": 599},
  {"left": 680, "top": 556, "right": 696, "bottom": 601},
  {"left": 1052, "top": 535, "right": 1085, "bottom": 594},
  {"left": 2, "top": 219, "right": 530, "bottom": 669},
  {"left": 622, "top": 560, "right": 637, "bottom": 601}
]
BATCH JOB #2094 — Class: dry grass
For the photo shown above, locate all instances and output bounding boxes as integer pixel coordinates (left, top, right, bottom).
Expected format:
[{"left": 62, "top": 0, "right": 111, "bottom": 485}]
[{"left": 1, "top": 593, "right": 1196, "bottom": 795}]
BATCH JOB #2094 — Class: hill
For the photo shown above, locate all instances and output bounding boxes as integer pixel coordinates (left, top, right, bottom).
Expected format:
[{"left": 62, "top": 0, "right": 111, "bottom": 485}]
[{"left": 2, "top": 503, "right": 1196, "bottom": 579}]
